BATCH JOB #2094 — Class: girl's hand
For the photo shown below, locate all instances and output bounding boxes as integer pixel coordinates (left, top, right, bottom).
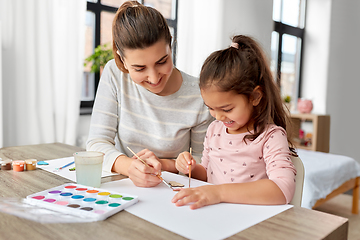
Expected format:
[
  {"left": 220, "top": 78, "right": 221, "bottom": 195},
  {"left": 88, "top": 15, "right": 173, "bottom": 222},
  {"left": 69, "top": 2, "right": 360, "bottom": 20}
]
[
  {"left": 128, "top": 149, "right": 162, "bottom": 187},
  {"left": 175, "top": 151, "right": 196, "bottom": 175},
  {"left": 171, "top": 185, "right": 221, "bottom": 210}
]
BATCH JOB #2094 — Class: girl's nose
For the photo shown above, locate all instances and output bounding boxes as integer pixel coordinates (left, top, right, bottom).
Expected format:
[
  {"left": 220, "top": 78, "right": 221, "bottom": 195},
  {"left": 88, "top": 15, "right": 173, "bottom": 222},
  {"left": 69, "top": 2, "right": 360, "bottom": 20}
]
[{"left": 215, "top": 112, "right": 226, "bottom": 121}]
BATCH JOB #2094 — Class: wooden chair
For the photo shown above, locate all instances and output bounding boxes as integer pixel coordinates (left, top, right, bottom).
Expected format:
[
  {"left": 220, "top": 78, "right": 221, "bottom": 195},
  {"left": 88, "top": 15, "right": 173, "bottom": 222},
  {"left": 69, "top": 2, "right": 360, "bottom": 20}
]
[{"left": 289, "top": 155, "right": 305, "bottom": 207}]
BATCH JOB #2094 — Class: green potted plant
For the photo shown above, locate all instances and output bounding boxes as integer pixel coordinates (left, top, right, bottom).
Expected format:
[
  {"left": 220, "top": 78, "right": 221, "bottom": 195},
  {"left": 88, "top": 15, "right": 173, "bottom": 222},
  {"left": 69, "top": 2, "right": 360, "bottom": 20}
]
[
  {"left": 283, "top": 95, "right": 292, "bottom": 111},
  {"left": 283, "top": 95, "right": 291, "bottom": 104},
  {"left": 84, "top": 43, "right": 114, "bottom": 74}
]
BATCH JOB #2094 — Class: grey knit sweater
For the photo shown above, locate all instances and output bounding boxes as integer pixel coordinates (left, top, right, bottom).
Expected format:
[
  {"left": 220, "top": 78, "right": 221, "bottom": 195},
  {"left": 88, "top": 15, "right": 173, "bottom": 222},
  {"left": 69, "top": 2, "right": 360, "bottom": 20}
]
[{"left": 86, "top": 60, "right": 213, "bottom": 172}]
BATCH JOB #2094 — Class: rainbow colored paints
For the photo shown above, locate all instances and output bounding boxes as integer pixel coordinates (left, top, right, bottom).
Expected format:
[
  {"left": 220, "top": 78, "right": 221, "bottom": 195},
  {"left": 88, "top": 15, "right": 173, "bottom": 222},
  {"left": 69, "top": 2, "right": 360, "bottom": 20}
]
[{"left": 25, "top": 184, "right": 138, "bottom": 221}]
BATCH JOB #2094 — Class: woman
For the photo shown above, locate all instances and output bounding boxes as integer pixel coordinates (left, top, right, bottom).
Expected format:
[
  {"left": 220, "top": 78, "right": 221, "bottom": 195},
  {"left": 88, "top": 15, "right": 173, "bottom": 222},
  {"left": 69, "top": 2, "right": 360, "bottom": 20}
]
[{"left": 86, "top": 1, "right": 213, "bottom": 187}]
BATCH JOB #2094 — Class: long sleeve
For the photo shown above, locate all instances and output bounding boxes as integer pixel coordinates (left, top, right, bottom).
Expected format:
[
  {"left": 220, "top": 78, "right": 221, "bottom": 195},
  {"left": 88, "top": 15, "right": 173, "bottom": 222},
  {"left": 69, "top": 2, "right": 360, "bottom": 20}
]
[
  {"left": 262, "top": 127, "right": 297, "bottom": 203},
  {"left": 86, "top": 61, "right": 124, "bottom": 172}
]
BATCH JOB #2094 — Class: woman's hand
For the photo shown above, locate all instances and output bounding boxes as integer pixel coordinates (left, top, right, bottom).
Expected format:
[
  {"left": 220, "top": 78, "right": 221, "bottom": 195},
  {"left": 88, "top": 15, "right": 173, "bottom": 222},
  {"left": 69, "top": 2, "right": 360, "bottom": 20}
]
[
  {"left": 171, "top": 185, "right": 221, "bottom": 210},
  {"left": 175, "top": 151, "right": 196, "bottom": 175},
  {"left": 127, "top": 149, "right": 162, "bottom": 187}
]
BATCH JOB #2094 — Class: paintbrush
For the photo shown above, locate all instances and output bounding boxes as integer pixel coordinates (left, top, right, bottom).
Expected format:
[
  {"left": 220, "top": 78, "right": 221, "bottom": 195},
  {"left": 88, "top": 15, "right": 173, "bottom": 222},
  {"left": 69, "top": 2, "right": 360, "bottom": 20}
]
[
  {"left": 127, "top": 146, "right": 173, "bottom": 189},
  {"left": 54, "top": 161, "right": 75, "bottom": 172},
  {"left": 189, "top": 148, "right": 192, "bottom": 188}
]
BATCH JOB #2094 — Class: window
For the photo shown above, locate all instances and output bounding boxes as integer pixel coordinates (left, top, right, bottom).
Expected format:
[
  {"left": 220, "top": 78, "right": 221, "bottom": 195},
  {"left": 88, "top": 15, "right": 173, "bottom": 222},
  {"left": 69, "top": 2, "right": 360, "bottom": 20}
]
[
  {"left": 81, "top": 0, "right": 178, "bottom": 114},
  {"left": 271, "top": 0, "right": 306, "bottom": 111}
]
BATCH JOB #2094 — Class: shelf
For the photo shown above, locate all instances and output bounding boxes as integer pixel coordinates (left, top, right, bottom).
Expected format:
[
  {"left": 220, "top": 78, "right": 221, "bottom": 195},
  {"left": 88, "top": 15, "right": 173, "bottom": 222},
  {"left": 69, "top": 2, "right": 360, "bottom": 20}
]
[
  {"left": 294, "top": 144, "right": 313, "bottom": 151},
  {"left": 290, "top": 113, "right": 330, "bottom": 153}
]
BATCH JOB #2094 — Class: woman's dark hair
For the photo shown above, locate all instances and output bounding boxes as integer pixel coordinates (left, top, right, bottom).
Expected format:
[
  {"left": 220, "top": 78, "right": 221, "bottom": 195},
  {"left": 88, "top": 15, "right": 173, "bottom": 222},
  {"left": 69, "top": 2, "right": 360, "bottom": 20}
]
[
  {"left": 112, "top": 1, "right": 172, "bottom": 72},
  {"left": 199, "top": 35, "right": 296, "bottom": 154}
]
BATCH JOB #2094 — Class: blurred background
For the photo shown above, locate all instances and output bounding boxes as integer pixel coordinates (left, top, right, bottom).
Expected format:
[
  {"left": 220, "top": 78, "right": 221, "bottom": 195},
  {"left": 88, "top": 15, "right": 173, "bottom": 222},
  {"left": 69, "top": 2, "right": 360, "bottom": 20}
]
[{"left": 1, "top": 0, "right": 359, "bottom": 164}]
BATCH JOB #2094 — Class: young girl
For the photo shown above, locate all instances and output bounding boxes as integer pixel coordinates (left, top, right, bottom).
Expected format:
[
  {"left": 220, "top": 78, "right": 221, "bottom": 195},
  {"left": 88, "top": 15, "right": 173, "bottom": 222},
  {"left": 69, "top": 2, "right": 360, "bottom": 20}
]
[
  {"left": 172, "top": 35, "right": 297, "bottom": 209},
  {"left": 86, "top": 1, "right": 213, "bottom": 187}
]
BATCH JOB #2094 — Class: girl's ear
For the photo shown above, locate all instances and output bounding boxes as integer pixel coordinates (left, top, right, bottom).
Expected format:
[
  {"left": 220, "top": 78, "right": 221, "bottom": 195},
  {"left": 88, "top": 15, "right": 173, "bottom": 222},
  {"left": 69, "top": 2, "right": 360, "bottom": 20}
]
[{"left": 251, "top": 86, "right": 263, "bottom": 106}]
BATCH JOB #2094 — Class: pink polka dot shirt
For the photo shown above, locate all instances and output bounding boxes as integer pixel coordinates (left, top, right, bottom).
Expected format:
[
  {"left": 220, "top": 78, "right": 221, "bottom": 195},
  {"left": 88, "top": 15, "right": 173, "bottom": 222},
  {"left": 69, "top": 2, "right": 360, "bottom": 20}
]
[{"left": 200, "top": 121, "right": 297, "bottom": 203}]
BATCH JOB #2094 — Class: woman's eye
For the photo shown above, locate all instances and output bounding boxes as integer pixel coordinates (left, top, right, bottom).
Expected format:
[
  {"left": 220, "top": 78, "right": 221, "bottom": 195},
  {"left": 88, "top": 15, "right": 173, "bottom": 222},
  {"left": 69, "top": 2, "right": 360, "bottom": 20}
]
[{"left": 158, "top": 59, "right": 167, "bottom": 65}]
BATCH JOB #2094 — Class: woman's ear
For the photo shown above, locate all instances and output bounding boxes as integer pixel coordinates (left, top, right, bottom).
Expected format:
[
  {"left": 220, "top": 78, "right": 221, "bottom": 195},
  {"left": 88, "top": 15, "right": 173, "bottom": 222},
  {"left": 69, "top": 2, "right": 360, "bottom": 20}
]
[
  {"left": 119, "top": 55, "right": 128, "bottom": 70},
  {"left": 251, "top": 86, "right": 263, "bottom": 106},
  {"left": 116, "top": 50, "right": 129, "bottom": 70}
]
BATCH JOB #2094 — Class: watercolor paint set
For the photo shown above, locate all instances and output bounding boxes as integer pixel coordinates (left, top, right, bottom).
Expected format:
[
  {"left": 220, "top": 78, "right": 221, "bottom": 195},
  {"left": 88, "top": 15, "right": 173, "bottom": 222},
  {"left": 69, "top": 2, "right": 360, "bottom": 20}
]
[{"left": 25, "top": 183, "right": 138, "bottom": 221}]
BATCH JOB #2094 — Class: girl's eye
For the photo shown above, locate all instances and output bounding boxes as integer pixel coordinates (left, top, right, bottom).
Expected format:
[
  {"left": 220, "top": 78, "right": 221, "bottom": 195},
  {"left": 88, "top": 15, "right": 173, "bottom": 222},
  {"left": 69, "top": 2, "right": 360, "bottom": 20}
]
[
  {"left": 134, "top": 68, "right": 145, "bottom": 72},
  {"left": 223, "top": 108, "right": 233, "bottom": 113}
]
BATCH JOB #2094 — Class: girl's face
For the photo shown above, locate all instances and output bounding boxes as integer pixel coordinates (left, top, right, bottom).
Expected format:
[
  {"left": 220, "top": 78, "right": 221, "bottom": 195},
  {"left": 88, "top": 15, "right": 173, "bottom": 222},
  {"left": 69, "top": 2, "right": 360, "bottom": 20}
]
[
  {"left": 121, "top": 39, "right": 176, "bottom": 96},
  {"left": 201, "top": 85, "right": 261, "bottom": 134}
]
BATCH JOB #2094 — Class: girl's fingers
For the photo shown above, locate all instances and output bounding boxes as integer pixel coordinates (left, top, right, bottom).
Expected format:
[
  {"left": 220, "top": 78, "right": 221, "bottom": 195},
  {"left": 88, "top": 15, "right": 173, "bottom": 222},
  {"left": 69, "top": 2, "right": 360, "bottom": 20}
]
[
  {"left": 176, "top": 163, "right": 187, "bottom": 174},
  {"left": 189, "top": 201, "right": 205, "bottom": 210},
  {"left": 191, "top": 159, "right": 197, "bottom": 166},
  {"left": 186, "top": 153, "right": 193, "bottom": 165},
  {"left": 171, "top": 186, "right": 218, "bottom": 209},
  {"left": 171, "top": 189, "right": 188, "bottom": 203},
  {"left": 171, "top": 189, "right": 195, "bottom": 205},
  {"left": 175, "top": 153, "right": 190, "bottom": 174},
  {"left": 174, "top": 193, "right": 200, "bottom": 207}
]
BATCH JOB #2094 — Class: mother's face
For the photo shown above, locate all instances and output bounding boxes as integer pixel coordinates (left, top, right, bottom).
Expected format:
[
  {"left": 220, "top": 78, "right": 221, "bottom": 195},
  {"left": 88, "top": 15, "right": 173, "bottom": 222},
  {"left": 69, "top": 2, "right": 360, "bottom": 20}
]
[{"left": 121, "top": 39, "right": 174, "bottom": 96}]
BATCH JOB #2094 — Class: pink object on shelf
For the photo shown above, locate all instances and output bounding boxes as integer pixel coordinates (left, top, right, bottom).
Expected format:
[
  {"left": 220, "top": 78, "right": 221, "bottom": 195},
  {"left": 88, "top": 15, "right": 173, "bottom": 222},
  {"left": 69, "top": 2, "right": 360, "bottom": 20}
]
[
  {"left": 299, "top": 129, "right": 304, "bottom": 139},
  {"left": 298, "top": 99, "right": 313, "bottom": 113}
]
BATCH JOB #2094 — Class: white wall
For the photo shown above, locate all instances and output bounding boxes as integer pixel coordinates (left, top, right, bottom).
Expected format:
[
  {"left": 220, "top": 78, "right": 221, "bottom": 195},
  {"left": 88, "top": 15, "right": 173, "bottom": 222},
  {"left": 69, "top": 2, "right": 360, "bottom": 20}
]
[
  {"left": 325, "top": 0, "right": 360, "bottom": 162},
  {"left": 301, "top": 0, "right": 360, "bottom": 163},
  {"left": 221, "top": 0, "right": 273, "bottom": 57},
  {"left": 301, "top": 0, "right": 332, "bottom": 114},
  {"left": 176, "top": 0, "right": 273, "bottom": 77}
]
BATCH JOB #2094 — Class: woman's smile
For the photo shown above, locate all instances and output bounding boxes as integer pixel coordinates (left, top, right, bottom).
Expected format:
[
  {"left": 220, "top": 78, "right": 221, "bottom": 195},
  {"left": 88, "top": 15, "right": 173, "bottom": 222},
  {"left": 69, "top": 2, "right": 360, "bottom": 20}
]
[{"left": 145, "top": 77, "right": 162, "bottom": 87}]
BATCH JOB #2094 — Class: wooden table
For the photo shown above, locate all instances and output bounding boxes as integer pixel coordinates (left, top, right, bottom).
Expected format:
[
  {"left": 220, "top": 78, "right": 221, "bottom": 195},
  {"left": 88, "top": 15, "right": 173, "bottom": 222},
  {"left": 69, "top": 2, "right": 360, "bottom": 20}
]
[{"left": 0, "top": 143, "right": 349, "bottom": 240}]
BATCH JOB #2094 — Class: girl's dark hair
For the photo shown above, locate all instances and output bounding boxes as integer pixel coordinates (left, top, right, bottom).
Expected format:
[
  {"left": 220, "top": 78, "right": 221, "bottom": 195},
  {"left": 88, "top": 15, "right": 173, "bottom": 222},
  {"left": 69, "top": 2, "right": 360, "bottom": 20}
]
[
  {"left": 112, "top": 1, "right": 172, "bottom": 73},
  {"left": 199, "top": 35, "right": 296, "bottom": 154}
]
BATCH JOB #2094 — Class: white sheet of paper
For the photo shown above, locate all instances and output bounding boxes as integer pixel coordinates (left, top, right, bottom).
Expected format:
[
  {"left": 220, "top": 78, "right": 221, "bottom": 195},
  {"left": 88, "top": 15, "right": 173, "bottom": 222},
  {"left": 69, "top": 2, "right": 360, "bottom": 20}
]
[
  {"left": 37, "top": 156, "right": 117, "bottom": 182},
  {"left": 101, "top": 171, "right": 292, "bottom": 240}
]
